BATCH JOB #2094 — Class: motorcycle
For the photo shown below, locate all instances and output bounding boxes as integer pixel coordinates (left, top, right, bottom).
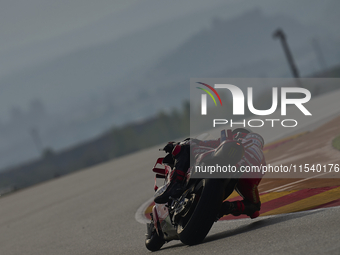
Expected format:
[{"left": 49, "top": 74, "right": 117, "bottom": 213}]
[{"left": 145, "top": 130, "right": 246, "bottom": 251}]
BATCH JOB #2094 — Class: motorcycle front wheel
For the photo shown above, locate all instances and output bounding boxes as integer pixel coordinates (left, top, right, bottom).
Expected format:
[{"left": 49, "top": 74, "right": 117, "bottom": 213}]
[{"left": 145, "top": 222, "right": 165, "bottom": 251}]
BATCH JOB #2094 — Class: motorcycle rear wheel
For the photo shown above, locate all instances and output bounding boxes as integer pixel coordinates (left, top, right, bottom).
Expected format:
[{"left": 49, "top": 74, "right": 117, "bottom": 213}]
[{"left": 177, "top": 179, "right": 225, "bottom": 245}]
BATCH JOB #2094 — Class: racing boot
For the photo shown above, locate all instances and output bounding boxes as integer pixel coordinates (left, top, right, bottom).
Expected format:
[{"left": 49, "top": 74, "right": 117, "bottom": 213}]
[
  {"left": 217, "top": 201, "right": 237, "bottom": 219},
  {"left": 218, "top": 200, "right": 261, "bottom": 219},
  {"left": 154, "top": 169, "right": 185, "bottom": 204}
]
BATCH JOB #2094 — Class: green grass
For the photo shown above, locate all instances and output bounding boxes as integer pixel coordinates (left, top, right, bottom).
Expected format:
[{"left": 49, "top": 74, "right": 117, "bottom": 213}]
[{"left": 332, "top": 135, "right": 340, "bottom": 151}]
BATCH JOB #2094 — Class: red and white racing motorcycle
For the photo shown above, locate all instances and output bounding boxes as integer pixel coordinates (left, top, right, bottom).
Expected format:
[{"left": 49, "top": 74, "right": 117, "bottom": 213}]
[{"left": 145, "top": 130, "right": 245, "bottom": 251}]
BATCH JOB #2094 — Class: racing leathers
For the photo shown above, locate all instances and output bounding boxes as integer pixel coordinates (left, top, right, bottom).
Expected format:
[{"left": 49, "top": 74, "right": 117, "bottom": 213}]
[{"left": 154, "top": 131, "right": 266, "bottom": 219}]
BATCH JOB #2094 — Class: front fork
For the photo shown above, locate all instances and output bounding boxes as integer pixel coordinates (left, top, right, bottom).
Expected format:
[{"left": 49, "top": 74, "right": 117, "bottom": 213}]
[{"left": 145, "top": 221, "right": 154, "bottom": 240}]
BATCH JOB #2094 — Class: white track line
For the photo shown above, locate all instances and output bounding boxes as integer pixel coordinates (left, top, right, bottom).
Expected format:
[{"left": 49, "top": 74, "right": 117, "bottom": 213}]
[
  {"left": 135, "top": 196, "right": 154, "bottom": 224},
  {"left": 262, "top": 172, "right": 330, "bottom": 193}
]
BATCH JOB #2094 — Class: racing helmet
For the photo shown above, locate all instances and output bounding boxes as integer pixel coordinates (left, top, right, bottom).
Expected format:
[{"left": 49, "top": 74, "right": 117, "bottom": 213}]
[{"left": 232, "top": 128, "right": 252, "bottom": 141}]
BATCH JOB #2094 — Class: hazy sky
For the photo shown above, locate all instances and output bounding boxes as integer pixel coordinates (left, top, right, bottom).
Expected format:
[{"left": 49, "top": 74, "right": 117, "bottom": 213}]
[
  {"left": 0, "top": 0, "right": 233, "bottom": 118},
  {"left": 0, "top": 0, "right": 139, "bottom": 51},
  {"left": 1, "top": 0, "right": 337, "bottom": 71},
  {"left": 0, "top": 0, "right": 234, "bottom": 53},
  {"left": 0, "top": 0, "right": 233, "bottom": 76},
  {"left": 0, "top": 0, "right": 338, "bottom": 120}
]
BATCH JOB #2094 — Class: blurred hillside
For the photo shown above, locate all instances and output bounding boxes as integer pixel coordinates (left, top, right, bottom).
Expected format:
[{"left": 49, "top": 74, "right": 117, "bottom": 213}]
[
  {"left": 1, "top": 67, "right": 340, "bottom": 195},
  {"left": 0, "top": 103, "right": 190, "bottom": 194}
]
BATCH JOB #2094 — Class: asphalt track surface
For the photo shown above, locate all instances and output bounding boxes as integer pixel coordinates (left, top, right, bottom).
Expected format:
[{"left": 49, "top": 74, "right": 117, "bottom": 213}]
[{"left": 1, "top": 89, "right": 340, "bottom": 255}]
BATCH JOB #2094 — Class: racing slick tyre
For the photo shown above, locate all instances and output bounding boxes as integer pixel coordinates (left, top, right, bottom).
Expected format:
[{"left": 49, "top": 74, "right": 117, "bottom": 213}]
[{"left": 177, "top": 179, "right": 225, "bottom": 245}]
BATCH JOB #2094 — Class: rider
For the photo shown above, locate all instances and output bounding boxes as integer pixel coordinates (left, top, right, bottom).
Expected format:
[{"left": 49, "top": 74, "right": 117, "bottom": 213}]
[{"left": 154, "top": 128, "right": 266, "bottom": 219}]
